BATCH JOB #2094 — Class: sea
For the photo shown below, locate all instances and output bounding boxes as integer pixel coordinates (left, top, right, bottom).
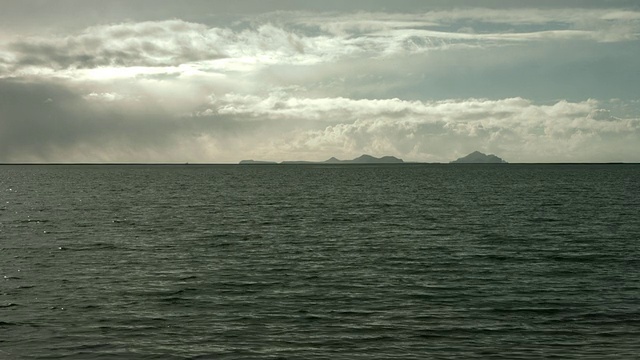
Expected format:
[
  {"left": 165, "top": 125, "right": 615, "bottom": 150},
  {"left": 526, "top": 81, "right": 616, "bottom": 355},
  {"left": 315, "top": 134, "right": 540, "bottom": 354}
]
[{"left": 1, "top": 164, "right": 639, "bottom": 359}]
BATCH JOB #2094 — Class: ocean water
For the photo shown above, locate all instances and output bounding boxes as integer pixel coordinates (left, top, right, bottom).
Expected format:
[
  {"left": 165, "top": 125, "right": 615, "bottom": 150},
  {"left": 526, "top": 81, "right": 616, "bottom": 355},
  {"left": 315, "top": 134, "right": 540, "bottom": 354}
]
[{"left": 1, "top": 164, "right": 639, "bottom": 359}]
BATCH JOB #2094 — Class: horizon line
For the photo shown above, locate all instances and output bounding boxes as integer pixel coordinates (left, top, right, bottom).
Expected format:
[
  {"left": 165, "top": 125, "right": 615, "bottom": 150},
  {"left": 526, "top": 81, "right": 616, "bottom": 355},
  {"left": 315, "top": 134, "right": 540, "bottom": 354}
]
[{"left": 0, "top": 162, "right": 636, "bottom": 166}]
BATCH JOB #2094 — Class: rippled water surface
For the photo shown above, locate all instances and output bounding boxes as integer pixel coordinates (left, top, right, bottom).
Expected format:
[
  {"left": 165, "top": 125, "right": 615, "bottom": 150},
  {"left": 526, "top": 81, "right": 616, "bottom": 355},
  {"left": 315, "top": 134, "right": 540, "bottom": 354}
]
[{"left": 1, "top": 164, "right": 639, "bottom": 359}]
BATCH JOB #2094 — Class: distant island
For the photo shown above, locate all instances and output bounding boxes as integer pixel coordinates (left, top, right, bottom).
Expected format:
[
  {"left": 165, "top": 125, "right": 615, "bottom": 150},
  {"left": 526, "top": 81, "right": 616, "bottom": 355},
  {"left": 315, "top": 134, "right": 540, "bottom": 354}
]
[
  {"left": 240, "top": 154, "right": 404, "bottom": 165},
  {"left": 451, "top": 151, "right": 507, "bottom": 164},
  {"left": 239, "top": 152, "right": 509, "bottom": 164}
]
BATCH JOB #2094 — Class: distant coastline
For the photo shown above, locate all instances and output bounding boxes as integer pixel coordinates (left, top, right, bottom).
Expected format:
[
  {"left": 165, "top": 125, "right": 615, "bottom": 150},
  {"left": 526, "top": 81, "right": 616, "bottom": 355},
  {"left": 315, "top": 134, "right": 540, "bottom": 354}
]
[
  {"left": 240, "top": 154, "right": 404, "bottom": 165},
  {"left": 4, "top": 152, "right": 638, "bottom": 166},
  {"left": 239, "top": 160, "right": 278, "bottom": 165},
  {"left": 2, "top": 162, "right": 638, "bottom": 166},
  {"left": 240, "top": 151, "right": 509, "bottom": 165}
]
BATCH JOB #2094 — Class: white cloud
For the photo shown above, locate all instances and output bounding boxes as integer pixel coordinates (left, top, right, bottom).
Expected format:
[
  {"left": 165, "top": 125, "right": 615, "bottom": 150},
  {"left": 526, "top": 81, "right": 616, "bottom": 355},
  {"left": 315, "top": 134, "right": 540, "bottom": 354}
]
[
  {"left": 83, "top": 92, "right": 124, "bottom": 102},
  {"left": 206, "top": 92, "right": 595, "bottom": 124},
  {"left": 284, "top": 8, "right": 640, "bottom": 42},
  {"left": 198, "top": 92, "right": 639, "bottom": 162},
  {"left": 2, "top": 7, "right": 639, "bottom": 80}
]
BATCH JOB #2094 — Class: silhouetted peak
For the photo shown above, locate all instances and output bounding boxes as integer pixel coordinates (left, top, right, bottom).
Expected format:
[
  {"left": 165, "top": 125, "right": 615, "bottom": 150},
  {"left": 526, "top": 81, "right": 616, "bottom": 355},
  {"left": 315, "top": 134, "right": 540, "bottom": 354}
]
[
  {"left": 351, "top": 154, "right": 403, "bottom": 163},
  {"left": 451, "top": 151, "right": 507, "bottom": 164},
  {"left": 240, "top": 154, "right": 404, "bottom": 164},
  {"left": 352, "top": 154, "right": 375, "bottom": 162}
]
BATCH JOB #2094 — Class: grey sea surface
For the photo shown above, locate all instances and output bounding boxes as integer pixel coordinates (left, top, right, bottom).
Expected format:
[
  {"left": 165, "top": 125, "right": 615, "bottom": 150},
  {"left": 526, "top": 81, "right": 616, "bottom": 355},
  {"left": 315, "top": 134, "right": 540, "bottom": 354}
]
[{"left": 1, "top": 164, "right": 639, "bottom": 359}]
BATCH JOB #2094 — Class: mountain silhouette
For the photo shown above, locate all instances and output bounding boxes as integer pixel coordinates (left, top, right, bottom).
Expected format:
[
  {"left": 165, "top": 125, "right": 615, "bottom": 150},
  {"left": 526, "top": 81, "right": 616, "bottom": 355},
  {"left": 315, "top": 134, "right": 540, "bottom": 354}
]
[
  {"left": 241, "top": 154, "right": 404, "bottom": 164},
  {"left": 451, "top": 151, "right": 507, "bottom": 164},
  {"left": 336, "top": 155, "right": 404, "bottom": 164}
]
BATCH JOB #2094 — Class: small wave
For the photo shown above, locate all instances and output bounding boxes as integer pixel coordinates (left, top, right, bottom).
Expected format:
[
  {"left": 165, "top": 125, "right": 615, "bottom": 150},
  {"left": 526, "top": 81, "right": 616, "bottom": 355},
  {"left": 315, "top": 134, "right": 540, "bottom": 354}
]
[
  {"left": 79, "top": 304, "right": 100, "bottom": 309},
  {"left": 61, "top": 343, "right": 116, "bottom": 351},
  {"left": 329, "top": 309, "right": 376, "bottom": 316},
  {"left": 0, "top": 303, "right": 19, "bottom": 308},
  {"left": 546, "top": 254, "right": 602, "bottom": 262},
  {"left": 71, "top": 243, "right": 120, "bottom": 251},
  {"left": 490, "top": 307, "right": 564, "bottom": 315},
  {"left": 530, "top": 217, "right": 562, "bottom": 223},
  {"left": 407, "top": 293, "right": 438, "bottom": 299},
  {"left": 159, "top": 296, "right": 188, "bottom": 304},
  {"left": 573, "top": 311, "right": 640, "bottom": 325},
  {"left": 412, "top": 332, "right": 448, "bottom": 339},
  {"left": 111, "top": 219, "right": 135, "bottom": 225},
  {"left": 20, "top": 218, "right": 50, "bottom": 223},
  {"left": 171, "top": 287, "right": 198, "bottom": 295},
  {"left": 302, "top": 315, "right": 325, "bottom": 322}
]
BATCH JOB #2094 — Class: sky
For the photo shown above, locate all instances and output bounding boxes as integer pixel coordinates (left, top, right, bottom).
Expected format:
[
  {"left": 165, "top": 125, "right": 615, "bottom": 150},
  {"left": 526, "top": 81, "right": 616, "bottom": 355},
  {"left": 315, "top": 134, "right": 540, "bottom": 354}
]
[{"left": 1, "top": 0, "right": 639, "bottom": 163}]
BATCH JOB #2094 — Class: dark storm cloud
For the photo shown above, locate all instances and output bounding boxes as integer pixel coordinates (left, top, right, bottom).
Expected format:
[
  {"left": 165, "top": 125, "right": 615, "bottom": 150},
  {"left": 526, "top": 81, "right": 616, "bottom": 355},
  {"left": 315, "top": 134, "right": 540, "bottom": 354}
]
[
  {"left": 0, "top": 78, "right": 291, "bottom": 162},
  {"left": 0, "top": 78, "right": 197, "bottom": 161},
  {"left": 0, "top": 79, "right": 334, "bottom": 162}
]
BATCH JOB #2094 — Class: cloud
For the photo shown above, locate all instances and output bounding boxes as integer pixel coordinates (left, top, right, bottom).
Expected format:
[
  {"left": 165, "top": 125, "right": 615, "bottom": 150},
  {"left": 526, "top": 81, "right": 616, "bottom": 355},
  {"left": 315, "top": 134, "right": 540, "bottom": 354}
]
[
  {"left": 199, "top": 92, "right": 640, "bottom": 162},
  {"left": 1, "top": 6, "right": 639, "bottom": 163},
  {"left": 0, "top": 78, "right": 638, "bottom": 163},
  {"left": 0, "top": 79, "right": 294, "bottom": 163},
  {"left": 2, "top": 6, "right": 639, "bottom": 78},
  {"left": 279, "top": 8, "right": 640, "bottom": 42},
  {"left": 206, "top": 92, "right": 593, "bottom": 123},
  {"left": 6, "top": 20, "right": 228, "bottom": 71},
  {"left": 83, "top": 92, "right": 125, "bottom": 102}
]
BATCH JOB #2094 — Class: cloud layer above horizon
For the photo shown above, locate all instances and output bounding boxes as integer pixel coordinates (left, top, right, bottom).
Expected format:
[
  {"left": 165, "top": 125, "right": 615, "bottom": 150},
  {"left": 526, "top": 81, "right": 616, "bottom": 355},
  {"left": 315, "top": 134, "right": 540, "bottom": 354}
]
[{"left": 1, "top": 1, "right": 639, "bottom": 162}]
